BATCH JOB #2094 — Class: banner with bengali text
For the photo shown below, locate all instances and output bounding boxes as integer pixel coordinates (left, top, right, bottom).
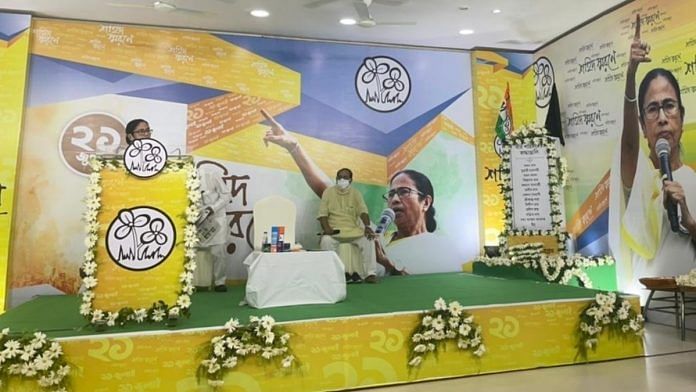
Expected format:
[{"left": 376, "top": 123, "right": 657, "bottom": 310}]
[
  {"left": 471, "top": 51, "right": 536, "bottom": 248},
  {"left": 10, "top": 18, "right": 479, "bottom": 306},
  {"left": 9, "top": 299, "right": 640, "bottom": 391},
  {"left": 535, "top": 0, "right": 696, "bottom": 306},
  {"left": 0, "top": 13, "right": 31, "bottom": 312}
]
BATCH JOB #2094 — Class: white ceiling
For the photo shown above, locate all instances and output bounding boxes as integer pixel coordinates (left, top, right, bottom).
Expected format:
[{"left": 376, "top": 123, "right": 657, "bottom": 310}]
[{"left": 0, "top": 0, "right": 628, "bottom": 51}]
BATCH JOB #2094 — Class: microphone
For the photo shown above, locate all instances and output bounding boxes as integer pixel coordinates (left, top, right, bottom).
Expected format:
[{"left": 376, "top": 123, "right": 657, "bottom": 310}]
[
  {"left": 375, "top": 208, "right": 395, "bottom": 234},
  {"left": 656, "top": 138, "right": 680, "bottom": 232}
]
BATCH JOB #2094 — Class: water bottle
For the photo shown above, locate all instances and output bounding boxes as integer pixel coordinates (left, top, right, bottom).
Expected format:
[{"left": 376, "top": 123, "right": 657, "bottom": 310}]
[{"left": 262, "top": 231, "right": 270, "bottom": 252}]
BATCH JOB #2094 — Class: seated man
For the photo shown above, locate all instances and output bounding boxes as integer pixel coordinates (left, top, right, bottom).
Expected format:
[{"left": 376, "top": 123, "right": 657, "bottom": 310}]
[{"left": 318, "top": 168, "right": 377, "bottom": 283}]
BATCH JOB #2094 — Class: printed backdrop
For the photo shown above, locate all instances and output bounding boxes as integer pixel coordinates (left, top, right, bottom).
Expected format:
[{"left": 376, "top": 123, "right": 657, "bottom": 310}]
[
  {"left": 472, "top": 50, "right": 536, "bottom": 247},
  {"left": 10, "top": 18, "right": 479, "bottom": 304},
  {"left": 536, "top": 0, "right": 696, "bottom": 300},
  {"left": 0, "top": 14, "right": 30, "bottom": 312}
]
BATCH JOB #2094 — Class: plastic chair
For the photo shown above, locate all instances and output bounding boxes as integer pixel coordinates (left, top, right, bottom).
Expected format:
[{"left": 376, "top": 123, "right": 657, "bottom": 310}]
[{"left": 252, "top": 195, "right": 297, "bottom": 251}]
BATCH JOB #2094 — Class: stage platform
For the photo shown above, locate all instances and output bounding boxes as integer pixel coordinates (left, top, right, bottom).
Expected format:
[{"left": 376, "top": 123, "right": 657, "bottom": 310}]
[{"left": 0, "top": 273, "right": 644, "bottom": 391}]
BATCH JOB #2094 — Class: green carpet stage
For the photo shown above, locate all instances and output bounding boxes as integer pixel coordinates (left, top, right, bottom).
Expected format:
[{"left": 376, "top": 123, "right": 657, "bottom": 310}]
[{"left": 0, "top": 273, "right": 644, "bottom": 391}]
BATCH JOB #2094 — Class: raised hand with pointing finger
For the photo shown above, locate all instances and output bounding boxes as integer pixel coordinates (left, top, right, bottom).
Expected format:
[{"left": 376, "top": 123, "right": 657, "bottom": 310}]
[
  {"left": 260, "top": 108, "right": 299, "bottom": 151},
  {"left": 258, "top": 108, "right": 331, "bottom": 198},
  {"left": 628, "top": 14, "right": 651, "bottom": 75},
  {"left": 621, "top": 13, "right": 651, "bottom": 189}
]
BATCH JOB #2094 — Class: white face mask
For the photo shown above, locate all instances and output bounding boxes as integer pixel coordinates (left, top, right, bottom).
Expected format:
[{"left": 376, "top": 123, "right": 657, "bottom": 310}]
[{"left": 336, "top": 179, "right": 351, "bottom": 189}]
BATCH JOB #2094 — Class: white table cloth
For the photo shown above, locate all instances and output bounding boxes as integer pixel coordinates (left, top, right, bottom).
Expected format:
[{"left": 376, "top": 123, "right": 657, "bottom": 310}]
[{"left": 243, "top": 251, "right": 346, "bottom": 308}]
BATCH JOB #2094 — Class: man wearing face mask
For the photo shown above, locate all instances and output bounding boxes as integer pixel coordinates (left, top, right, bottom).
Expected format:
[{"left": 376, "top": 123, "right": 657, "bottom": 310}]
[{"left": 318, "top": 168, "right": 378, "bottom": 283}]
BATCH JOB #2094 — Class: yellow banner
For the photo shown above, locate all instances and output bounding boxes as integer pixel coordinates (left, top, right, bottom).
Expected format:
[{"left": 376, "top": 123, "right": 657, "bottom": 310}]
[
  {"left": 42, "top": 299, "right": 642, "bottom": 391},
  {"left": 31, "top": 19, "right": 300, "bottom": 105},
  {"left": 193, "top": 124, "right": 388, "bottom": 186},
  {"left": 387, "top": 114, "right": 474, "bottom": 178},
  {"left": 472, "top": 51, "right": 536, "bottom": 247},
  {"left": 0, "top": 15, "right": 31, "bottom": 312},
  {"left": 93, "top": 167, "right": 188, "bottom": 311}
]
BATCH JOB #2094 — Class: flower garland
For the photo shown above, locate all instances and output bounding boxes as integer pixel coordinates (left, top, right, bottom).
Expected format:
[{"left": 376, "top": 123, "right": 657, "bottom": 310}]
[
  {"left": 498, "top": 123, "right": 567, "bottom": 253},
  {"left": 676, "top": 268, "right": 696, "bottom": 287},
  {"left": 507, "top": 242, "right": 544, "bottom": 260},
  {"left": 491, "top": 123, "right": 615, "bottom": 288},
  {"left": 498, "top": 229, "right": 569, "bottom": 256},
  {"left": 198, "top": 316, "right": 296, "bottom": 389},
  {"left": 80, "top": 156, "right": 200, "bottom": 326},
  {"left": 474, "top": 251, "right": 615, "bottom": 288},
  {"left": 575, "top": 291, "right": 644, "bottom": 361},
  {"left": 407, "top": 298, "right": 485, "bottom": 368},
  {"left": 0, "top": 329, "right": 70, "bottom": 391}
]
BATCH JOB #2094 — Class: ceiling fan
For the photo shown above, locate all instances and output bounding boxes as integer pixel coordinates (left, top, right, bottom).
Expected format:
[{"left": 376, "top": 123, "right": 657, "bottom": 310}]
[
  {"left": 352, "top": 0, "right": 416, "bottom": 28},
  {"left": 107, "top": 1, "right": 206, "bottom": 15},
  {"left": 304, "top": 0, "right": 405, "bottom": 9}
]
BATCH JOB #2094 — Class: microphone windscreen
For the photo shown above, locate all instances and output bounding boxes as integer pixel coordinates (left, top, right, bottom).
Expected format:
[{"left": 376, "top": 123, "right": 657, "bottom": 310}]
[
  {"left": 382, "top": 208, "right": 395, "bottom": 221},
  {"left": 656, "top": 138, "right": 671, "bottom": 157}
]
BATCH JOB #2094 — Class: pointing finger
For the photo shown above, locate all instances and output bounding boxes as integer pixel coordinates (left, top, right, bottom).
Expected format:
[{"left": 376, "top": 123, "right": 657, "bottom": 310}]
[{"left": 260, "top": 109, "right": 281, "bottom": 127}]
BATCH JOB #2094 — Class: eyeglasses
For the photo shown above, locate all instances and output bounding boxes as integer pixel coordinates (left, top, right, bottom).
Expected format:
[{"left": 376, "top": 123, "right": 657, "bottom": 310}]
[
  {"left": 383, "top": 187, "right": 423, "bottom": 201},
  {"left": 643, "top": 99, "right": 680, "bottom": 121},
  {"left": 133, "top": 128, "right": 153, "bottom": 135}
]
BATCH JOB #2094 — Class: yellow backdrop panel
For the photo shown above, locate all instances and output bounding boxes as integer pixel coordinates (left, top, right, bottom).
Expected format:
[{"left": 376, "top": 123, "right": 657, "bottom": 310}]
[
  {"left": 0, "top": 22, "right": 31, "bottom": 312},
  {"left": 92, "top": 167, "right": 188, "bottom": 311}
]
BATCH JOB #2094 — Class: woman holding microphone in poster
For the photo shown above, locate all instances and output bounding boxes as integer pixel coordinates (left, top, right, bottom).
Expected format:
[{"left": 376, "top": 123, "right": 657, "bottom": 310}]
[
  {"left": 374, "top": 169, "right": 460, "bottom": 276},
  {"left": 259, "top": 109, "right": 461, "bottom": 276},
  {"left": 618, "top": 14, "right": 696, "bottom": 287}
]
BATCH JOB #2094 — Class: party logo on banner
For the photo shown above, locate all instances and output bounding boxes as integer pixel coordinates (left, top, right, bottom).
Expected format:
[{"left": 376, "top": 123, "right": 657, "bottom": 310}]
[
  {"left": 59, "top": 112, "right": 126, "bottom": 176},
  {"left": 355, "top": 56, "right": 411, "bottom": 112},
  {"left": 533, "top": 57, "right": 554, "bottom": 108},
  {"left": 123, "top": 138, "right": 168, "bottom": 178},
  {"left": 106, "top": 206, "right": 176, "bottom": 271}
]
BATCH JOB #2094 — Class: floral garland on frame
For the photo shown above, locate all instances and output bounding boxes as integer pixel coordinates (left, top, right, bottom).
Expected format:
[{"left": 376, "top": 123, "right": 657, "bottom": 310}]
[
  {"left": 0, "top": 329, "right": 71, "bottom": 391},
  {"left": 407, "top": 298, "right": 485, "bottom": 368},
  {"left": 80, "top": 156, "right": 201, "bottom": 326},
  {"left": 498, "top": 229, "right": 570, "bottom": 257},
  {"left": 498, "top": 123, "right": 568, "bottom": 254},
  {"left": 474, "top": 246, "right": 615, "bottom": 288},
  {"left": 198, "top": 316, "right": 296, "bottom": 389},
  {"left": 575, "top": 291, "right": 644, "bottom": 361},
  {"left": 489, "top": 123, "right": 618, "bottom": 288}
]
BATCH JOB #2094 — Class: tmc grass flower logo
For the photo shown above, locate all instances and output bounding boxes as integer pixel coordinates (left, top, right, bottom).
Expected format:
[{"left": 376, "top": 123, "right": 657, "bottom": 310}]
[
  {"left": 355, "top": 56, "right": 411, "bottom": 112},
  {"left": 124, "top": 138, "right": 168, "bottom": 178},
  {"left": 106, "top": 206, "right": 176, "bottom": 271}
]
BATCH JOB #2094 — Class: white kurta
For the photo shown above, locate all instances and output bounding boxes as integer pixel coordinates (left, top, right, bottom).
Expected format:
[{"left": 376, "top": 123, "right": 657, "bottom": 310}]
[
  {"left": 197, "top": 170, "right": 231, "bottom": 286},
  {"left": 383, "top": 232, "right": 463, "bottom": 275},
  {"left": 609, "top": 144, "right": 696, "bottom": 301}
]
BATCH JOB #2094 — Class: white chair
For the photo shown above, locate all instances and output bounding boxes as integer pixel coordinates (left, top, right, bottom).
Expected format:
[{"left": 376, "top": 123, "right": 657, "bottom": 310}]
[{"left": 253, "top": 195, "right": 296, "bottom": 250}]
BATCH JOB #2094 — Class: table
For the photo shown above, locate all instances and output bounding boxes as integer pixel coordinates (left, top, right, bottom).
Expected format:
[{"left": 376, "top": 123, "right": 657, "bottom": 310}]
[
  {"left": 640, "top": 277, "right": 696, "bottom": 340},
  {"left": 243, "top": 251, "right": 346, "bottom": 309}
]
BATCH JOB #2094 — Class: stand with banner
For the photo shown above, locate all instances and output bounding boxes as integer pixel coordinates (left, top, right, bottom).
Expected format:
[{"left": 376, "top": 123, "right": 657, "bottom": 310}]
[
  {"left": 504, "top": 132, "right": 566, "bottom": 254},
  {"left": 80, "top": 147, "right": 200, "bottom": 326},
  {"left": 498, "top": 125, "right": 568, "bottom": 255},
  {"left": 473, "top": 124, "right": 617, "bottom": 289}
]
